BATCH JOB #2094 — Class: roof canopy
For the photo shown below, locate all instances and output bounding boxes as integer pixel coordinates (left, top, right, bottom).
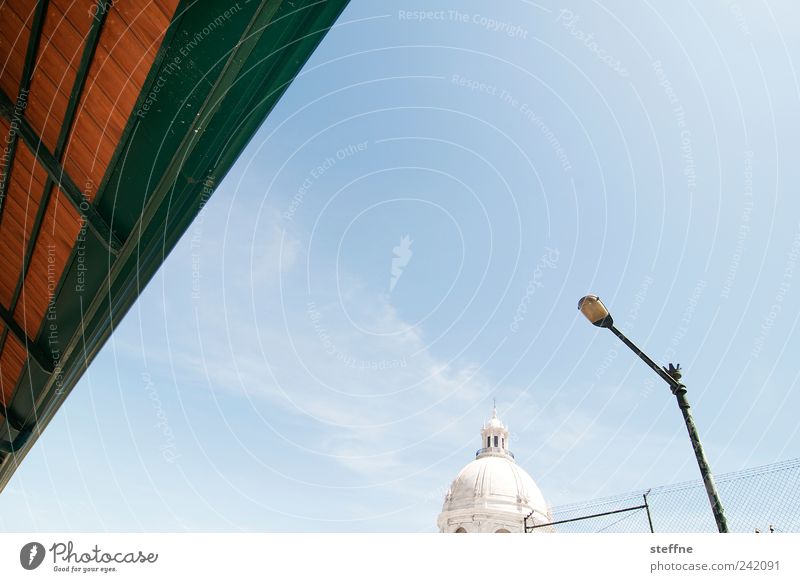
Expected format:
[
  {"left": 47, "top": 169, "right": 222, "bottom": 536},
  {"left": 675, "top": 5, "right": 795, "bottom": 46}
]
[{"left": 0, "top": 0, "right": 349, "bottom": 491}]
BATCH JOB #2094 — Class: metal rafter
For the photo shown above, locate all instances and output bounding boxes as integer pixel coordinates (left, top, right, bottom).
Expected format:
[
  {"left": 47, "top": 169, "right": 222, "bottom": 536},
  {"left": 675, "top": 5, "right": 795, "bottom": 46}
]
[
  {"left": 0, "top": 0, "right": 49, "bottom": 228},
  {"left": 56, "top": 1, "right": 110, "bottom": 157},
  {"left": 0, "top": 89, "right": 122, "bottom": 255},
  {"left": 0, "top": 303, "right": 53, "bottom": 374}
]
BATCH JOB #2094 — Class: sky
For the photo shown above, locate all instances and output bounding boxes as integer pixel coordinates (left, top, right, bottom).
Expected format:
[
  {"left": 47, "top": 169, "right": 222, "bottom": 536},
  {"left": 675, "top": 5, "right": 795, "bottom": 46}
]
[{"left": 2, "top": 0, "right": 800, "bottom": 532}]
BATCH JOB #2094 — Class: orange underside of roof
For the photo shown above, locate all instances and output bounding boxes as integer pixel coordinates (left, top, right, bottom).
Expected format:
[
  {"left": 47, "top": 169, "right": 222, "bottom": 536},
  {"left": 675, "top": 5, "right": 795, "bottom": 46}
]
[{"left": 0, "top": 0, "right": 180, "bottom": 418}]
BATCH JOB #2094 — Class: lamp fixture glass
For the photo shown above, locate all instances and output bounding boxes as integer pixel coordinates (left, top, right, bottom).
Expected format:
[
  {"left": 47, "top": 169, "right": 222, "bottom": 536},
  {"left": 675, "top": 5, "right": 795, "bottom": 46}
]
[{"left": 578, "top": 295, "right": 613, "bottom": 328}]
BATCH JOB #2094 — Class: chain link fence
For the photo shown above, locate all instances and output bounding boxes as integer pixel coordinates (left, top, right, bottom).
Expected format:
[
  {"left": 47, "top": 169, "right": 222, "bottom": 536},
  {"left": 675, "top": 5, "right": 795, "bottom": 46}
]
[{"left": 527, "top": 457, "right": 800, "bottom": 533}]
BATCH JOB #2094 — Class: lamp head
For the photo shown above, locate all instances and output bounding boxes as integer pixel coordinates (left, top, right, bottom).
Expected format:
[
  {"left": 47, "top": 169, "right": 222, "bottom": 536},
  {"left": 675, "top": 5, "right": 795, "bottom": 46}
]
[{"left": 578, "top": 295, "right": 613, "bottom": 328}]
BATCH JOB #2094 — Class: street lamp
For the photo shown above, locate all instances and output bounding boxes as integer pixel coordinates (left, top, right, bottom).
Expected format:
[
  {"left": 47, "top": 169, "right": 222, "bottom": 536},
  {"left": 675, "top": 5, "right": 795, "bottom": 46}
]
[{"left": 577, "top": 294, "right": 729, "bottom": 533}]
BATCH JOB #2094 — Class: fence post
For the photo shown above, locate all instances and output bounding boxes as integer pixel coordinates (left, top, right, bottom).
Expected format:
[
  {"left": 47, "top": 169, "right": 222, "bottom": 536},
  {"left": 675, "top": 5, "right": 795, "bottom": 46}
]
[{"left": 643, "top": 490, "right": 654, "bottom": 533}]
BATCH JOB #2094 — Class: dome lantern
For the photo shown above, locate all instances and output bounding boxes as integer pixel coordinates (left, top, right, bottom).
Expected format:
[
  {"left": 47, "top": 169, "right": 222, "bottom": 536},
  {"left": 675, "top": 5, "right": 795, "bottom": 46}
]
[{"left": 477, "top": 402, "right": 513, "bottom": 460}]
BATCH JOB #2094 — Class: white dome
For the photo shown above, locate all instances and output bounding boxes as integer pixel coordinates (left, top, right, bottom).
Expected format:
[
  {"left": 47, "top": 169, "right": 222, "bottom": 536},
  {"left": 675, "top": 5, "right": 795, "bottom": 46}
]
[
  {"left": 444, "top": 455, "right": 547, "bottom": 512},
  {"left": 437, "top": 406, "right": 551, "bottom": 533}
]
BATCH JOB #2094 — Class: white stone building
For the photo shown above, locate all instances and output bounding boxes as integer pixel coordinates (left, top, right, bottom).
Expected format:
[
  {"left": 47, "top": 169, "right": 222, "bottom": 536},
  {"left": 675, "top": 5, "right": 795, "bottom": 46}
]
[{"left": 437, "top": 406, "right": 552, "bottom": 533}]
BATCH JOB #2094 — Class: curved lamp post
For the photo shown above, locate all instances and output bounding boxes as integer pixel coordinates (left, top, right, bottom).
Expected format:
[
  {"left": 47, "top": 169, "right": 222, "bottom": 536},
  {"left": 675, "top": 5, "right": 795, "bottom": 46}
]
[{"left": 578, "top": 295, "right": 729, "bottom": 533}]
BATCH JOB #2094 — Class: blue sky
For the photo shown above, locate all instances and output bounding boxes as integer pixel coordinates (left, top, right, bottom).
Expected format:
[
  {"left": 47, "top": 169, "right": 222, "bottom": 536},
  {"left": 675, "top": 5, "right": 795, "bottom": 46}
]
[{"left": 2, "top": 0, "right": 800, "bottom": 532}]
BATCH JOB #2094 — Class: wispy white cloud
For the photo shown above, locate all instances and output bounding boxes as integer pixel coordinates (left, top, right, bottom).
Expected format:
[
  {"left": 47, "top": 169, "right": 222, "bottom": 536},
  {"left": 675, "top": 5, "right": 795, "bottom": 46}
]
[{"left": 157, "top": 206, "right": 500, "bottom": 490}]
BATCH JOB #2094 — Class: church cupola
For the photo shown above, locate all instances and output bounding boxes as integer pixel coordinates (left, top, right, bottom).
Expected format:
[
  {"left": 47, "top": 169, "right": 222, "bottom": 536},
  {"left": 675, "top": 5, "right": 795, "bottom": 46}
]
[{"left": 477, "top": 403, "right": 513, "bottom": 460}]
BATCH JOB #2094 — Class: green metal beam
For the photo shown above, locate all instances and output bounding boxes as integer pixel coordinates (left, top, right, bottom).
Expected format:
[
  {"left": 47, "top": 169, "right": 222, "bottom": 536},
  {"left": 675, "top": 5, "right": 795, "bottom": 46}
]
[
  {"left": 57, "top": 0, "right": 109, "bottom": 157},
  {"left": 0, "top": 303, "right": 53, "bottom": 374},
  {"left": 0, "top": 0, "right": 49, "bottom": 196},
  {"left": 0, "top": 89, "right": 122, "bottom": 255},
  {"left": 19, "top": 1, "right": 50, "bottom": 93},
  {"left": 0, "top": 118, "right": 18, "bottom": 223},
  {"left": 0, "top": 0, "right": 49, "bottom": 232}
]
